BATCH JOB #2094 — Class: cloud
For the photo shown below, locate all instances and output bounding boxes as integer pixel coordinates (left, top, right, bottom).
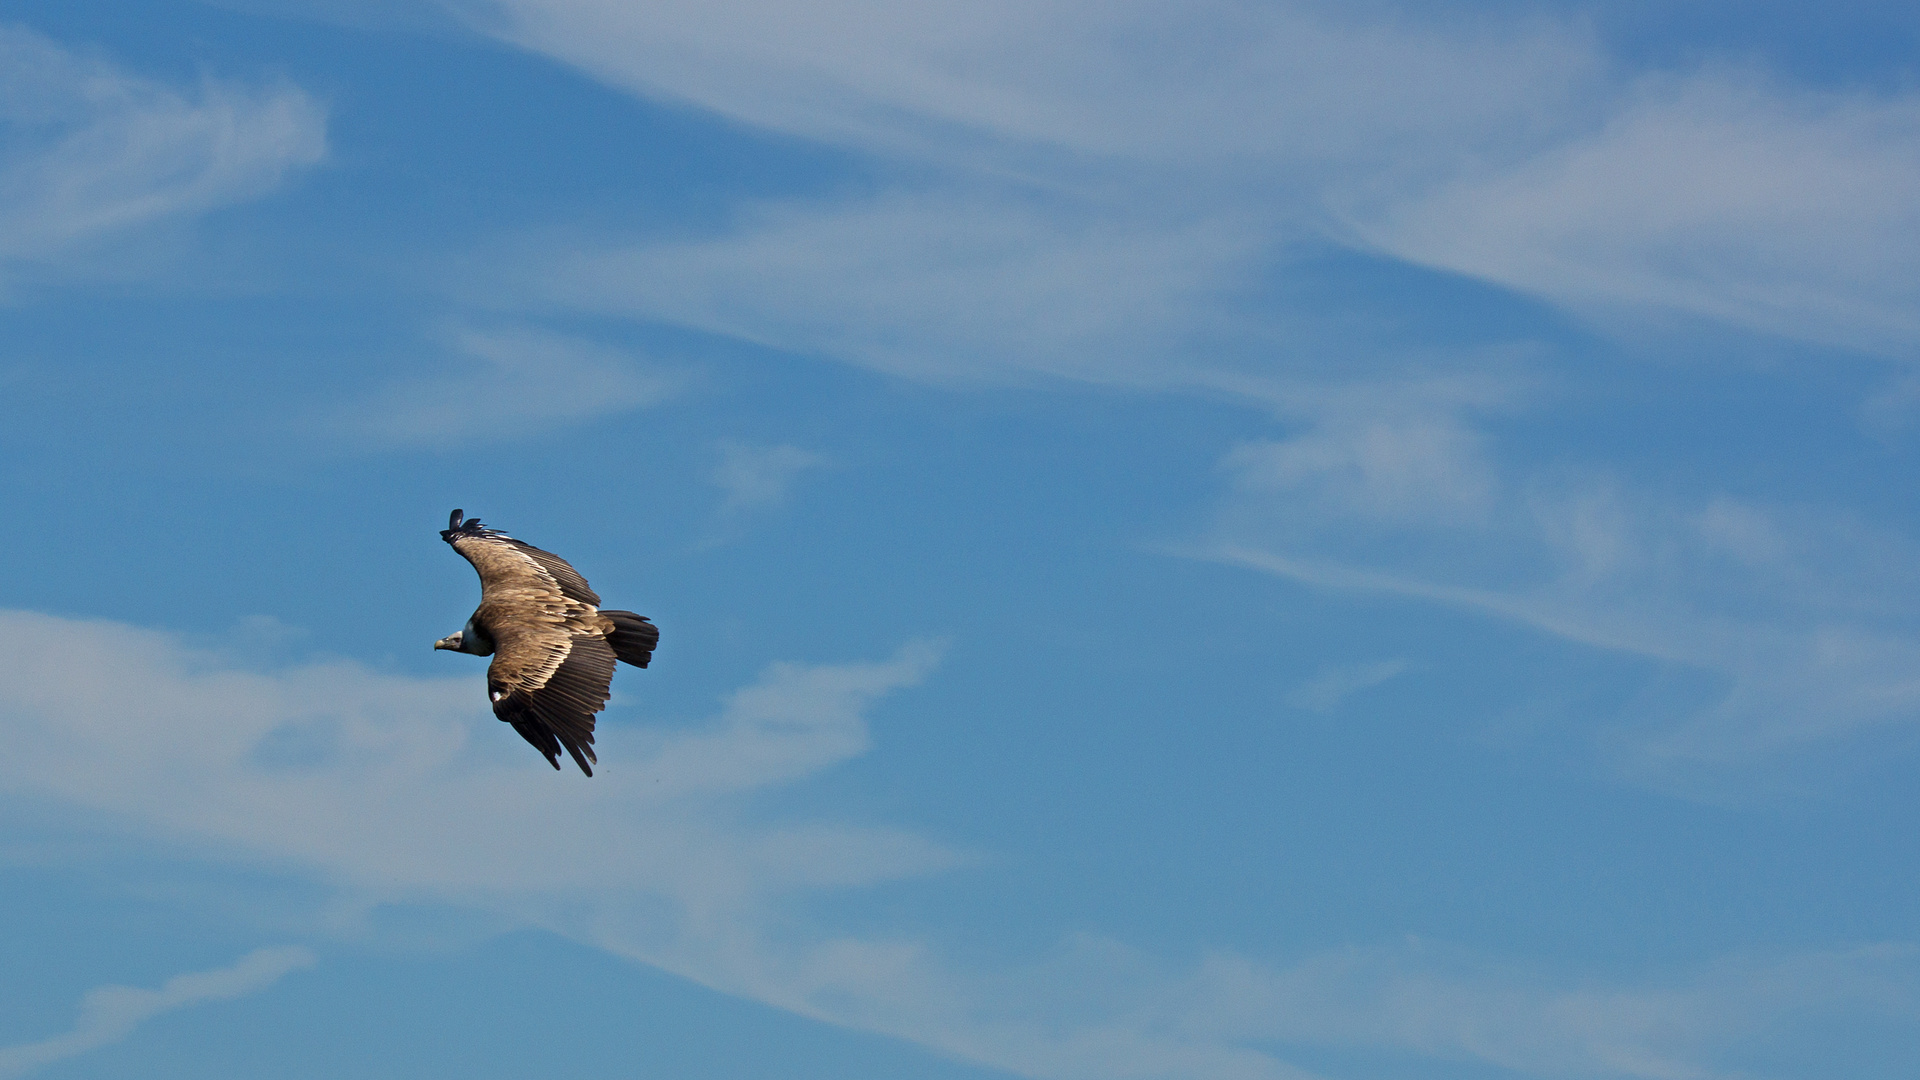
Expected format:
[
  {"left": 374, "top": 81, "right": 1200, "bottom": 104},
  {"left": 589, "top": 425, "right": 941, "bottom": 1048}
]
[
  {"left": 457, "top": 0, "right": 1920, "bottom": 378},
  {"left": 0, "top": 610, "right": 954, "bottom": 901},
  {"left": 1224, "top": 416, "right": 1498, "bottom": 527},
  {"left": 464, "top": 1, "right": 1585, "bottom": 391},
  {"left": 1176, "top": 939, "right": 1920, "bottom": 1080},
  {"left": 462, "top": 0, "right": 1599, "bottom": 173},
  {"left": 0, "top": 608, "right": 1908, "bottom": 1077},
  {"left": 1286, "top": 660, "right": 1409, "bottom": 714},
  {"left": 0, "top": 23, "right": 326, "bottom": 274},
  {"left": 1204, "top": 432, "right": 1920, "bottom": 793},
  {"left": 511, "top": 191, "right": 1274, "bottom": 386},
  {"left": 712, "top": 440, "right": 825, "bottom": 513},
  {"left": 329, "top": 323, "right": 681, "bottom": 446},
  {"left": 1350, "top": 70, "right": 1920, "bottom": 356},
  {"left": 0, "top": 947, "right": 315, "bottom": 1078}
]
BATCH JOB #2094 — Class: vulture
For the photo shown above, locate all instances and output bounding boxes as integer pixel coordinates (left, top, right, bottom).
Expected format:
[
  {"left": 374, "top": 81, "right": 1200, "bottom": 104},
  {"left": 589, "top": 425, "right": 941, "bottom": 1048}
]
[{"left": 434, "top": 509, "right": 658, "bottom": 776}]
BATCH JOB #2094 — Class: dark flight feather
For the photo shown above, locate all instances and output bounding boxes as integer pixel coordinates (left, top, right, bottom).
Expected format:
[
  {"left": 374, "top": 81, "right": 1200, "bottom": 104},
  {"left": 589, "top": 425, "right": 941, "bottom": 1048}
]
[
  {"left": 601, "top": 609, "right": 659, "bottom": 668},
  {"left": 491, "top": 634, "right": 615, "bottom": 775}
]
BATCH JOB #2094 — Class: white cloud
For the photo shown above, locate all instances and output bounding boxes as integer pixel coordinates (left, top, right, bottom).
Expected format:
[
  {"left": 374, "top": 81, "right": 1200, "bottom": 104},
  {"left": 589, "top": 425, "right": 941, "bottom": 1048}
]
[
  {"left": 1351, "top": 71, "right": 1920, "bottom": 356},
  {"left": 1225, "top": 417, "right": 1498, "bottom": 526},
  {"left": 331, "top": 323, "right": 681, "bottom": 445},
  {"left": 1177, "top": 939, "right": 1919, "bottom": 1080},
  {"left": 0, "top": 610, "right": 954, "bottom": 900},
  {"left": 0, "top": 947, "right": 315, "bottom": 1078},
  {"left": 0, "top": 24, "right": 326, "bottom": 273},
  {"left": 452, "top": 0, "right": 1920, "bottom": 375},
  {"left": 463, "top": 0, "right": 1599, "bottom": 173},
  {"left": 634, "top": 641, "right": 941, "bottom": 800},
  {"left": 463, "top": 1, "right": 1586, "bottom": 392},
  {"left": 515, "top": 191, "right": 1273, "bottom": 386},
  {"left": 1287, "top": 660, "right": 1410, "bottom": 714},
  {"left": 1205, "top": 451, "right": 1920, "bottom": 793},
  {"left": 713, "top": 440, "right": 826, "bottom": 513},
  {"left": 0, "top": 608, "right": 1907, "bottom": 1077}
]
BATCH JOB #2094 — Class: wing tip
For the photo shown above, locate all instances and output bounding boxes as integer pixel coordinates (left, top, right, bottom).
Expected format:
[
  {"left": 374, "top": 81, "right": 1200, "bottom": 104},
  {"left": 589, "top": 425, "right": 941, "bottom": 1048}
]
[{"left": 441, "top": 509, "right": 505, "bottom": 545}]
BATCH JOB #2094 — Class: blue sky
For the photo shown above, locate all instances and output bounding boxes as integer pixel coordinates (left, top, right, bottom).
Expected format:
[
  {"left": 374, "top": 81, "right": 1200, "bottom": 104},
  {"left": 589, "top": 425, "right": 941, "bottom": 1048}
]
[{"left": 1, "top": 1, "right": 1918, "bottom": 1077}]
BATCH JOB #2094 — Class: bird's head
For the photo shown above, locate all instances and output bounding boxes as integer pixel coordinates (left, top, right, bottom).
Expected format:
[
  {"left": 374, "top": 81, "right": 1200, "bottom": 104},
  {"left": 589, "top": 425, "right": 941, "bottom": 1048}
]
[{"left": 434, "top": 618, "right": 495, "bottom": 656}]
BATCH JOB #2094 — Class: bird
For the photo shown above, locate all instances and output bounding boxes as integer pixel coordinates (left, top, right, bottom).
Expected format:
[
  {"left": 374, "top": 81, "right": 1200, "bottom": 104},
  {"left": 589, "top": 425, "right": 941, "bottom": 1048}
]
[{"left": 434, "top": 509, "right": 658, "bottom": 776}]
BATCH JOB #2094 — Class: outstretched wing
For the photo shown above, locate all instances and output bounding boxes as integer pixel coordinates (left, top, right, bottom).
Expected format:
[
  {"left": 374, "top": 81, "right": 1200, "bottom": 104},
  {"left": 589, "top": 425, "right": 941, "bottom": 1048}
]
[
  {"left": 487, "top": 627, "right": 616, "bottom": 776},
  {"left": 443, "top": 511, "right": 600, "bottom": 607}
]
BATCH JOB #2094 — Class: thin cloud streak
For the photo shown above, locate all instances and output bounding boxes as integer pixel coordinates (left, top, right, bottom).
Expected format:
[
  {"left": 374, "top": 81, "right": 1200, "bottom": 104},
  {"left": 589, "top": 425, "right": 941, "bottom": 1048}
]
[
  {"left": 1287, "top": 659, "right": 1410, "bottom": 714},
  {"left": 0, "top": 947, "right": 316, "bottom": 1078},
  {"left": 0, "top": 24, "right": 326, "bottom": 274},
  {"left": 1202, "top": 543, "right": 1684, "bottom": 664},
  {"left": 1178, "top": 939, "right": 1920, "bottom": 1080},
  {"left": 330, "top": 323, "right": 682, "bottom": 446}
]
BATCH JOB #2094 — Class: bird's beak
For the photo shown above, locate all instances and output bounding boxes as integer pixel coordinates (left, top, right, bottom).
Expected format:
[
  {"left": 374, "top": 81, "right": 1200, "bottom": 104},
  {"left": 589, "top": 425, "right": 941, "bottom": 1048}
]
[{"left": 434, "top": 634, "right": 462, "bottom": 651}]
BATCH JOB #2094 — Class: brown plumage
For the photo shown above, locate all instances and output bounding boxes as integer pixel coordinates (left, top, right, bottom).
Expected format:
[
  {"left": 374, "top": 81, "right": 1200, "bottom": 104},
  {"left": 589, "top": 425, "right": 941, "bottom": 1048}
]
[{"left": 434, "top": 509, "right": 658, "bottom": 775}]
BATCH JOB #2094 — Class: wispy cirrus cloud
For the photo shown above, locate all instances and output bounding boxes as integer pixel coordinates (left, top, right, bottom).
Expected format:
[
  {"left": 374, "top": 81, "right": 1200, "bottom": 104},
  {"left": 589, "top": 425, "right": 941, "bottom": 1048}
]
[
  {"left": 1286, "top": 660, "right": 1410, "bottom": 714},
  {"left": 0, "top": 947, "right": 315, "bottom": 1079},
  {"left": 511, "top": 191, "right": 1275, "bottom": 387},
  {"left": 0, "top": 23, "right": 326, "bottom": 276},
  {"left": 454, "top": 0, "right": 1920, "bottom": 380},
  {"left": 1348, "top": 71, "right": 1920, "bottom": 356},
  {"left": 461, "top": 0, "right": 1600, "bottom": 174},
  {"left": 1175, "top": 938, "right": 1920, "bottom": 1080},
  {"left": 329, "top": 323, "right": 682, "bottom": 446},
  {"left": 1203, "top": 413, "right": 1920, "bottom": 795}
]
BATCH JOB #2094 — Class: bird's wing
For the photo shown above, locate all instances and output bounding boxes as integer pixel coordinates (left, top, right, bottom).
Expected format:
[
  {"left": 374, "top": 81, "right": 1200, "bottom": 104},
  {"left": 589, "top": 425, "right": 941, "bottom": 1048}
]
[
  {"left": 487, "top": 624, "right": 616, "bottom": 776},
  {"left": 442, "top": 512, "right": 618, "bottom": 774},
  {"left": 447, "top": 521, "right": 601, "bottom": 608}
]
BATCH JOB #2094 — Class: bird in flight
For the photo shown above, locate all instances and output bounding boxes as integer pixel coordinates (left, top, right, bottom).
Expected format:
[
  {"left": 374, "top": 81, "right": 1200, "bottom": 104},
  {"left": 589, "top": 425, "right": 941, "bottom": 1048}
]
[{"left": 435, "top": 509, "right": 658, "bottom": 775}]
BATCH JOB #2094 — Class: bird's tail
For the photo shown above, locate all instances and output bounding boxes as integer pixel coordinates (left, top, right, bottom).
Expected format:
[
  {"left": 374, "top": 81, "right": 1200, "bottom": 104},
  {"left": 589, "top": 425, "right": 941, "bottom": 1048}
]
[{"left": 602, "top": 610, "right": 659, "bottom": 668}]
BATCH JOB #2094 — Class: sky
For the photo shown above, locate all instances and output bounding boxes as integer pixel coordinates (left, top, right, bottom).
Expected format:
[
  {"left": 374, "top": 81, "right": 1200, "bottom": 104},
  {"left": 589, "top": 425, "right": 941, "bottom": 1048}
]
[{"left": 0, "top": 1, "right": 1917, "bottom": 1077}]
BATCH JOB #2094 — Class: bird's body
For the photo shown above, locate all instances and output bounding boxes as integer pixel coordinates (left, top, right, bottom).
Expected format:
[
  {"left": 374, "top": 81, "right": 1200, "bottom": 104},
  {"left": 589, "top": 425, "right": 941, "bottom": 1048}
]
[{"left": 435, "top": 509, "right": 657, "bottom": 775}]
